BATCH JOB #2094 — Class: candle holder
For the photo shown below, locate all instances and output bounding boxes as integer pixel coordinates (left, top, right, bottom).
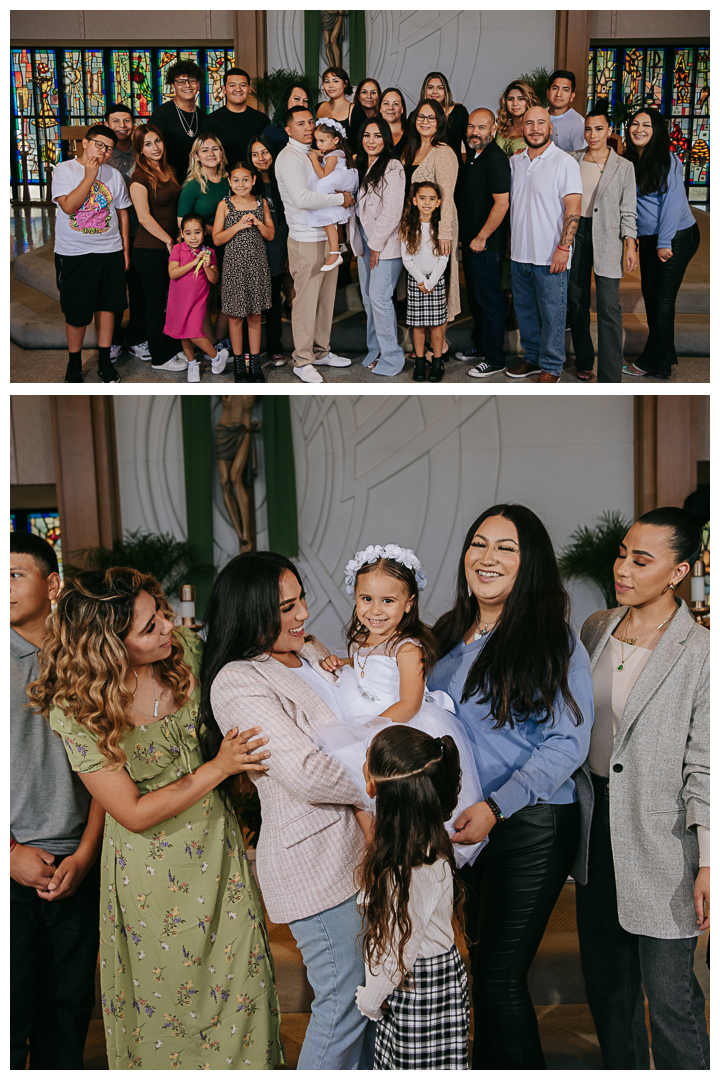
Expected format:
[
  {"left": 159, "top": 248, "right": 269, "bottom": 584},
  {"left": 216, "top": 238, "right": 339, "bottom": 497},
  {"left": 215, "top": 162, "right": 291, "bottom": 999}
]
[{"left": 180, "top": 584, "right": 202, "bottom": 631}]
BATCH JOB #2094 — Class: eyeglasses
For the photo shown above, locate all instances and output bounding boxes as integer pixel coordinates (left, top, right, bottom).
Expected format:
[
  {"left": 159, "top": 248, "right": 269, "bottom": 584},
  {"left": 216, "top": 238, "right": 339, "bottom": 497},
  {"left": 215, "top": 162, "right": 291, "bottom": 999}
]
[
  {"left": 174, "top": 78, "right": 199, "bottom": 88},
  {"left": 88, "top": 139, "right": 114, "bottom": 153},
  {"left": 417, "top": 114, "right": 437, "bottom": 123}
]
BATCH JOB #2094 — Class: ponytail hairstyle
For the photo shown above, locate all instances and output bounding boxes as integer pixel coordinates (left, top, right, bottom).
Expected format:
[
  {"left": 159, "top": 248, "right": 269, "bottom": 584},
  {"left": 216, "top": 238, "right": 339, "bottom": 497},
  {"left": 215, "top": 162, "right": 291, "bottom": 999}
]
[
  {"left": 314, "top": 120, "right": 353, "bottom": 163},
  {"left": 399, "top": 181, "right": 443, "bottom": 256},
  {"left": 587, "top": 96, "right": 611, "bottom": 122},
  {"left": 26, "top": 568, "right": 192, "bottom": 769},
  {"left": 346, "top": 556, "right": 438, "bottom": 675},
  {"left": 433, "top": 503, "right": 584, "bottom": 730},
  {"left": 624, "top": 108, "right": 672, "bottom": 195},
  {"left": 360, "top": 726, "right": 465, "bottom": 985},
  {"left": 636, "top": 503, "right": 706, "bottom": 570}
]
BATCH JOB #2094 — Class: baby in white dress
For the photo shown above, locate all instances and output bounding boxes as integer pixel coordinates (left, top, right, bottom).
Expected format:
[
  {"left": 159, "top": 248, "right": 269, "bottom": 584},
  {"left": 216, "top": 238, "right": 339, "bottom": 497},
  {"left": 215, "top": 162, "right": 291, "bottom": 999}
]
[
  {"left": 306, "top": 119, "right": 359, "bottom": 272},
  {"left": 312, "top": 544, "right": 486, "bottom": 868}
]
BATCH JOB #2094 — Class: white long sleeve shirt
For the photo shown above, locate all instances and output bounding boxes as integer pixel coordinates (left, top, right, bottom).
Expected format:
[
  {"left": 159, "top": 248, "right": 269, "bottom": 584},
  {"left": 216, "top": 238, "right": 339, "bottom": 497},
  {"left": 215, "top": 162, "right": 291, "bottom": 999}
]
[
  {"left": 400, "top": 224, "right": 449, "bottom": 289},
  {"left": 274, "top": 137, "right": 345, "bottom": 242},
  {"left": 355, "top": 859, "right": 455, "bottom": 1021}
]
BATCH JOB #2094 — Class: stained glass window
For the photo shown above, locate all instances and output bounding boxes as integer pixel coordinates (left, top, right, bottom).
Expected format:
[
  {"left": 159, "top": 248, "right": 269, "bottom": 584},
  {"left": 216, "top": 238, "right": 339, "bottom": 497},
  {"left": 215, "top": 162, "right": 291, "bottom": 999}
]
[
  {"left": 11, "top": 46, "right": 240, "bottom": 194},
  {"left": 10, "top": 511, "right": 63, "bottom": 577},
  {"left": 588, "top": 41, "right": 710, "bottom": 207}
]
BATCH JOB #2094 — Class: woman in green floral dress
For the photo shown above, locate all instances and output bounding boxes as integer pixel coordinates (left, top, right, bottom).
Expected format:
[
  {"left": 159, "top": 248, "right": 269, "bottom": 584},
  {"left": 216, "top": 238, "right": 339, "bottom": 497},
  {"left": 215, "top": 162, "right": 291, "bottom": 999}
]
[{"left": 30, "top": 568, "right": 284, "bottom": 1071}]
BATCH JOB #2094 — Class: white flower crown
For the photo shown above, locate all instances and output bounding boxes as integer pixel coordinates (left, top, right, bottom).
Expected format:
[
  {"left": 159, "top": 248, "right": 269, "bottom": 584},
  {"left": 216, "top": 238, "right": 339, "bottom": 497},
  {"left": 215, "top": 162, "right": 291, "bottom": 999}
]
[
  {"left": 344, "top": 544, "right": 427, "bottom": 594},
  {"left": 318, "top": 117, "right": 347, "bottom": 138}
]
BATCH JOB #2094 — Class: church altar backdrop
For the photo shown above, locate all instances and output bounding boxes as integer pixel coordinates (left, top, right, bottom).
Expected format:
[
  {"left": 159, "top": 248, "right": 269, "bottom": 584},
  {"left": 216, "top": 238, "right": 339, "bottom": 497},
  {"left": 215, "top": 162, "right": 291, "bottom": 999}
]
[{"left": 112, "top": 395, "right": 635, "bottom": 650}]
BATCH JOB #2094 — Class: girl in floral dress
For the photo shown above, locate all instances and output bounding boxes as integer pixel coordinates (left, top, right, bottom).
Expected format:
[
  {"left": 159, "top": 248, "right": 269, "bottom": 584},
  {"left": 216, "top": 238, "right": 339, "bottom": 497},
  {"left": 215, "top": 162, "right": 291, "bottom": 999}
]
[{"left": 29, "top": 568, "right": 284, "bottom": 1071}]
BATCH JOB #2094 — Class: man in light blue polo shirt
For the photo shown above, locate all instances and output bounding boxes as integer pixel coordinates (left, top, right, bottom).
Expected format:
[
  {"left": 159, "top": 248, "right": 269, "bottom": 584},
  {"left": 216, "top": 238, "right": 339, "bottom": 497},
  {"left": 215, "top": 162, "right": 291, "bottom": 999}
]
[{"left": 506, "top": 107, "right": 582, "bottom": 383}]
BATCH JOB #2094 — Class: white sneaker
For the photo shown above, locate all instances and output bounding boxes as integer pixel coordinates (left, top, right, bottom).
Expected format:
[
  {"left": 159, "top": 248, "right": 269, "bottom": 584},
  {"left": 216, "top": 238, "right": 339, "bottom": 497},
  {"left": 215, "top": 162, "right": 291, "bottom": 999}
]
[
  {"left": 187, "top": 360, "right": 201, "bottom": 383},
  {"left": 293, "top": 364, "right": 324, "bottom": 383},
  {"left": 129, "top": 341, "right": 152, "bottom": 362},
  {"left": 211, "top": 347, "right": 229, "bottom": 375},
  {"left": 152, "top": 352, "right": 188, "bottom": 371},
  {"left": 314, "top": 351, "right": 352, "bottom": 367},
  {"left": 110, "top": 344, "right": 123, "bottom": 361}
]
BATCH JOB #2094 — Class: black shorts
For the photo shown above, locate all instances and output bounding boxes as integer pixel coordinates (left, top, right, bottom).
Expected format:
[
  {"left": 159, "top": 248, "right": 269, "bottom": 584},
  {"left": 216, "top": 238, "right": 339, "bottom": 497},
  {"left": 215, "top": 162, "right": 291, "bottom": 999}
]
[{"left": 54, "top": 249, "right": 127, "bottom": 327}]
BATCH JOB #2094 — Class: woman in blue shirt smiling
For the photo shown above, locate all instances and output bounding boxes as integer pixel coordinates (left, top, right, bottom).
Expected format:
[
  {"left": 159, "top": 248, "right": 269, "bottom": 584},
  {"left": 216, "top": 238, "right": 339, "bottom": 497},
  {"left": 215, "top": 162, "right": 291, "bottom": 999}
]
[
  {"left": 622, "top": 109, "right": 700, "bottom": 380},
  {"left": 428, "top": 503, "right": 593, "bottom": 1070}
]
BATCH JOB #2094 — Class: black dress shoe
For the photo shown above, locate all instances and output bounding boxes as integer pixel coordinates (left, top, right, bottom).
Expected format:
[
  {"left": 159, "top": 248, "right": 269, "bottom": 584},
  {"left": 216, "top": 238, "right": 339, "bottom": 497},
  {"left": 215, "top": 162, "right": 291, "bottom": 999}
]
[
  {"left": 233, "top": 354, "right": 249, "bottom": 383},
  {"left": 248, "top": 353, "right": 266, "bottom": 383},
  {"left": 411, "top": 354, "right": 426, "bottom": 382}
]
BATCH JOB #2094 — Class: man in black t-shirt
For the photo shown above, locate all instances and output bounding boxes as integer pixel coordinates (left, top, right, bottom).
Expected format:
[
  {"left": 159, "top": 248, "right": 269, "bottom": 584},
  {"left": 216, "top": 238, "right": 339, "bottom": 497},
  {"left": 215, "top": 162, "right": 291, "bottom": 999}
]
[
  {"left": 149, "top": 59, "right": 209, "bottom": 182},
  {"left": 457, "top": 108, "right": 511, "bottom": 376},
  {"left": 207, "top": 67, "right": 267, "bottom": 168}
]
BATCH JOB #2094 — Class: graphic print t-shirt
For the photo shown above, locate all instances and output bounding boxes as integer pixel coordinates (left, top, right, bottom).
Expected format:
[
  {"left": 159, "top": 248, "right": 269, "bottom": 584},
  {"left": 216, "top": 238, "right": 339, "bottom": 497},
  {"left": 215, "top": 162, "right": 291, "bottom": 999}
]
[{"left": 52, "top": 159, "right": 132, "bottom": 255}]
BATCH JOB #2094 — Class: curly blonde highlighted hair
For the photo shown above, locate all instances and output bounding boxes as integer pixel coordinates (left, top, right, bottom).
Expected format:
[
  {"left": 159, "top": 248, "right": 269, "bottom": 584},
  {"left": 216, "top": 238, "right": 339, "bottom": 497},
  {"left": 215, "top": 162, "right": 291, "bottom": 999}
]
[
  {"left": 183, "top": 132, "right": 229, "bottom": 193},
  {"left": 496, "top": 80, "right": 540, "bottom": 139},
  {"left": 27, "top": 568, "right": 192, "bottom": 770}
]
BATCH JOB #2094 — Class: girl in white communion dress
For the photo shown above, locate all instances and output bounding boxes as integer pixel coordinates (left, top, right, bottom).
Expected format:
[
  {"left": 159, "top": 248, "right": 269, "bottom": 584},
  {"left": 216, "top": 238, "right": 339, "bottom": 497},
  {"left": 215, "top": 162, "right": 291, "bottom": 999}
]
[{"left": 313, "top": 545, "right": 486, "bottom": 867}]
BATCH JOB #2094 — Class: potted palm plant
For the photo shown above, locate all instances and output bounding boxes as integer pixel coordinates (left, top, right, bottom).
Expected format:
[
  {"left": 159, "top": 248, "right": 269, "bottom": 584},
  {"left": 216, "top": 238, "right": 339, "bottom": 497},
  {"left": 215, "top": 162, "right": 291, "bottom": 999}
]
[{"left": 558, "top": 511, "right": 632, "bottom": 608}]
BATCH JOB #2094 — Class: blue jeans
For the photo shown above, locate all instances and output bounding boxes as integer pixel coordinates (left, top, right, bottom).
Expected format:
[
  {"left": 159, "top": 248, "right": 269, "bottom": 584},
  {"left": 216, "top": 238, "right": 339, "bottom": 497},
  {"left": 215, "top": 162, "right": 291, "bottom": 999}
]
[
  {"left": 357, "top": 221, "right": 405, "bottom": 376},
  {"left": 576, "top": 774, "right": 709, "bottom": 1070},
  {"left": 467, "top": 248, "right": 506, "bottom": 367},
  {"left": 289, "top": 892, "right": 371, "bottom": 1070},
  {"left": 511, "top": 261, "right": 568, "bottom": 376}
]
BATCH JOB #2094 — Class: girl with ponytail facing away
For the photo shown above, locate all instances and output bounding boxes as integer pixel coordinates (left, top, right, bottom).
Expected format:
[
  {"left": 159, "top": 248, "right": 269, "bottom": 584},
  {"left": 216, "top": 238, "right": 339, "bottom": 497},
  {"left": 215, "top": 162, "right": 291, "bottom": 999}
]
[{"left": 356, "top": 725, "right": 470, "bottom": 1070}]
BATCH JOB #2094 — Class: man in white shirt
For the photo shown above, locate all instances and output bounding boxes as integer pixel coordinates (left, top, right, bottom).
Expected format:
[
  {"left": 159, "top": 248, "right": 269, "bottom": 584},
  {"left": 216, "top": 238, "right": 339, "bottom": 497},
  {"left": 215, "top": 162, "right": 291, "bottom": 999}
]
[
  {"left": 547, "top": 70, "right": 587, "bottom": 151},
  {"left": 275, "top": 106, "right": 354, "bottom": 383},
  {"left": 52, "top": 124, "right": 131, "bottom": 384},
  {"left": 506, "top": 107, "right": 582, "bottom": 383}
]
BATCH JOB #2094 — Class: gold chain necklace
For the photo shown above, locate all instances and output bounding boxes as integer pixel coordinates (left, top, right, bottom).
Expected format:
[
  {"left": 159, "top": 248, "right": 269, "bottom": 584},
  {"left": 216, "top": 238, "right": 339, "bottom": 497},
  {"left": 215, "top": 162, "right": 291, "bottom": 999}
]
[
  {"left": 616, "top": 607, "right": 677, "bottom": 671},
  {"left": 126, "top": 664, "right": 160, "bottom": 717},
  {"left": 584, "top": 150, "right": 610, "bottom": 175},
  {"left": 355, "top": 639, "right": 387, "bottom": 679}
]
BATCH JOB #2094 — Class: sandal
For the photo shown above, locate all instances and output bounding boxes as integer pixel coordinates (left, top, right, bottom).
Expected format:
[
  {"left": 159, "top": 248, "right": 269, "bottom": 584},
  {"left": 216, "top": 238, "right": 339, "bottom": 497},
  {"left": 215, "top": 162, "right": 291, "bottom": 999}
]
[
  {"left": 576, "top": 370, "right": 594, "bottom": 381},
  {"left": 622, "top": 363, "right": 651, "bottom": 377}
]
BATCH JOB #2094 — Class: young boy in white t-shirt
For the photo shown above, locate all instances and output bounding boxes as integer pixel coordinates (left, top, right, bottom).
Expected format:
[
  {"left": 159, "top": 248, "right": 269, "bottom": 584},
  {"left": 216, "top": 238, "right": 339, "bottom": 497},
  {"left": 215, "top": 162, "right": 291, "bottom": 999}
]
[{"left": 52, "top": 124, "right": 131, "bottom": 383}]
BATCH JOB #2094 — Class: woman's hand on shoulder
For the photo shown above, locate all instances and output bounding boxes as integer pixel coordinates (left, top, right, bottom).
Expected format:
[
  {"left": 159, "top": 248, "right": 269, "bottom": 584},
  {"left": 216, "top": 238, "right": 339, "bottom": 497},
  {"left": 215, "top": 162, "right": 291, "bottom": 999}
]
[
  {"left": 210, "top": 725, "right": 270, "bottom": 781},
  {"left": 451, "top": 800, "right": 498, "bottom": 845},
  {"left": 694, "top": 866, "right": 709, "bottom": 931}
]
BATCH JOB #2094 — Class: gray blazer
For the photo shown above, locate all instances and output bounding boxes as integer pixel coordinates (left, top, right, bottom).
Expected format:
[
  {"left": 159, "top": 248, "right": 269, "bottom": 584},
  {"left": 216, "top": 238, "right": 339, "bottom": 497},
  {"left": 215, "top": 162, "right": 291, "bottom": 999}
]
[
  {"left": 571, "top": 600, "right": 709, "bottom": 938},
  {"left": 210, "top": 636, "right": 366, "bottom": 925},
  {"left": 568, "top": 148, "right": 637, "bottom": 278}
]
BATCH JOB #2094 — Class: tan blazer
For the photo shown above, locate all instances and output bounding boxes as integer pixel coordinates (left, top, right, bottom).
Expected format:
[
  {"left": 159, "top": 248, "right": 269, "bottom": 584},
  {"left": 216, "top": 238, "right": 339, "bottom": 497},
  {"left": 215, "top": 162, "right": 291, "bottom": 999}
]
[{"left": 210, "top": 636, "right": 366, "bottom": 924}]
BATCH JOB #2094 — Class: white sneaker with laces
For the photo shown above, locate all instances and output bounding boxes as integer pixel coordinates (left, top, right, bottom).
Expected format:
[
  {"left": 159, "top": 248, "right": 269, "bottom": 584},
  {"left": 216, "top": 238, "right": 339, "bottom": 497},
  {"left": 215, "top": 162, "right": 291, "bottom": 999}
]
[
  {"left": 129, "top": 341, "right": 152, "bottom": 362},
  {"left": 211, "top": 347, "right": 229, "bottom": 375},
  {"left": 314, "top": 351, "right": 352, "bottom": 367},
  {"left": 110, "top": 344, "right": 123, "bottom": 361},
  {"left": 152, "top": 352, "right": 189, "bottom": 371},
  {"left": 293, "top": 365, "right": 324, "bottom": 383},
  {"left": 187, "top": 360, "right": 201, "bottom": 383}
]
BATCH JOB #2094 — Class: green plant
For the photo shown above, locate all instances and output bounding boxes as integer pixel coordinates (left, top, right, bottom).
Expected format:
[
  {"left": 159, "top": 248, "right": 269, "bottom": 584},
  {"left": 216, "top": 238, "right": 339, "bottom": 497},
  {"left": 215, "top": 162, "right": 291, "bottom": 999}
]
[
  {"left": 518, "top": 66, "right": 551, "bottom": 107},
  {"left": 558, "top": 511, "right": 632, "bottom": 608},
  {"left": 66, "top": 529, "right": 214, "bottom": 600},
  {"left": 252, "top": 68, "right": 309, "bottom": 121}
]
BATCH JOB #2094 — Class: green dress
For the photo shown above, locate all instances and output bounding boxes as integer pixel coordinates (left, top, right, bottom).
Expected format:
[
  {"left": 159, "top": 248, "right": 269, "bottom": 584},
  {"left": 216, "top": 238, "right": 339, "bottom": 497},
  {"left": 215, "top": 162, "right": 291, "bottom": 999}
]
[{"left": 49, "top": 627, "right": 284, "bottom": 1071}]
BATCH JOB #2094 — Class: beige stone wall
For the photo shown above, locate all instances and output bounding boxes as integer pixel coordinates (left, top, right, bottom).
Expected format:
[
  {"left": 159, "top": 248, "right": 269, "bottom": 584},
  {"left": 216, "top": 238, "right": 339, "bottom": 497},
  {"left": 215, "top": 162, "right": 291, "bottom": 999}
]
[
  {"left": 10, "top": 396, "right": 55, "bottom": 485},
  {"left": 10, "top": 9, "right": 234, "bottom": 42},
  {"left": 590, "top": 10, "right": 710, "bottom": 39}
]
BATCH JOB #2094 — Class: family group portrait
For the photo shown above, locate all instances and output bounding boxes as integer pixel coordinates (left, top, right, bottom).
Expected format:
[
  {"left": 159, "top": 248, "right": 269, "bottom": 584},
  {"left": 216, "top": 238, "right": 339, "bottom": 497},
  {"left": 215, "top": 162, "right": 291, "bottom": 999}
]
[
  {"left": 10, "top": 8, "right": 709, "bottom": 386},
  {"left": 10, "top": 392, "right": 710, "bottom": 1070}
]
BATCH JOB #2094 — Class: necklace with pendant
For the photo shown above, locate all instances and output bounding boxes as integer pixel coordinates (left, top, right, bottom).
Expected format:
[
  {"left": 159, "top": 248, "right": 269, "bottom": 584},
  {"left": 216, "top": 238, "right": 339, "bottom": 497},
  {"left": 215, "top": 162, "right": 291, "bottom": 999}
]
[
  {"left": 175, "top": 101, "right": 199, "bottom": 139},
  {"left": 473, "top": 613, "right": 497, "bottom": 641},
  {"left": 127, "top": 664, "right": 160, "bottom": 717},
  {"left": 616, "top": 606, "right": 677, "bottom": 670},
  {"left": 355, "top": 640, "right": 385, "bottom": 678}
]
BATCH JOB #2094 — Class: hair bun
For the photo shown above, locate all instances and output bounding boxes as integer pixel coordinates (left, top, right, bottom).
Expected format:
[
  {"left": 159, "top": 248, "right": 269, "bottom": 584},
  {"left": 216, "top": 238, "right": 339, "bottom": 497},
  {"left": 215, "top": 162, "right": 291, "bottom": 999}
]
[{"left": 682, "top": 485, "right": 710, "bottom": 529}]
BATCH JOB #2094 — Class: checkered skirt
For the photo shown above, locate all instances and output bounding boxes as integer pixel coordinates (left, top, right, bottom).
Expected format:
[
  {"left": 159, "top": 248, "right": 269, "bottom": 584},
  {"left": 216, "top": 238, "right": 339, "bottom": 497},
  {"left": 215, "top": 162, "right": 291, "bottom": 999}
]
[
  {"left": 405, "top": 273, "right": 448, "bottom": 327},
  {"left": 373, "top": 945, "right": 469, "bottom": 1070}
]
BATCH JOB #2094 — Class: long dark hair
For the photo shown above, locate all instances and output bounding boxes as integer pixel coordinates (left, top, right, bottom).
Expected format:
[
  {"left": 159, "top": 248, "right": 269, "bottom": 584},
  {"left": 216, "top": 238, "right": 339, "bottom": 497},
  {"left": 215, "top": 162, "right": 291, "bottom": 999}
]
[
  {"left": 399, "top": 181, "right": 443, "bottom": 255},
  {"left": 401, "top": 98, "right": 448, "bottom": 166},
  {"left": 355, "top": 115, "right": 398, "bottom": 194},
  {"left": 197, "top": 551, "right": 304, "bottom": 798},
  {"left": 624, "top": 108, "right": 672, "bottom": 195},
  {"left": 360, "top": 726, "right": 465, "bottom": 985},
  {"left": 433, "top": 504, "right": 583, "bottom": 730},
  {"left": 132, "top": 124, "right": 178, "bottom": 191},
  {"left": 346, "top": 557, "right": 438, "bottom": 674},
  {"left": 353, "top": 77, "right": 381, "bottom": 112},
  {"left": 273, "top": 81, "right": 315, "bottom": 128},
  {"left": 247, "top": 133, "right": 286, "bottom": 222}
]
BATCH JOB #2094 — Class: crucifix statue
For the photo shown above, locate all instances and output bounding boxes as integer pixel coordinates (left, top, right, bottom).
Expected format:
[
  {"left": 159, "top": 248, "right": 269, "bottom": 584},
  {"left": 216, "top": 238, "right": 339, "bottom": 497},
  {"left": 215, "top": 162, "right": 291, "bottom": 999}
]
[
  {"left": 322, "top": 10, "right": 348, "bottom": 69},
  {"left": 214, "top": 395, "right": 261, "bottom": 553}
]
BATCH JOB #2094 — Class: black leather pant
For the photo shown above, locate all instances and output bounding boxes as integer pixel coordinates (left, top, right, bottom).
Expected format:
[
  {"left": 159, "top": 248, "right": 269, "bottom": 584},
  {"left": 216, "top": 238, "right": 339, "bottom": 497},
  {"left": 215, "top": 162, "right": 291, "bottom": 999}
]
[
  {"left": 460, "top": 801, "right": 578, "bottom": 1069},
  {"left": 637, "top": 222, "right": 700, "bottom": 377}
]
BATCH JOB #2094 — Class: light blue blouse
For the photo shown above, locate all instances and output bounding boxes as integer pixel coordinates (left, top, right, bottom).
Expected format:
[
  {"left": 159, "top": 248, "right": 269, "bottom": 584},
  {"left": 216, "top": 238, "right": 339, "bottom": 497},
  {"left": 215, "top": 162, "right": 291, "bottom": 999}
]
[
  {"left": 636, "top": 152, "right": 696, "bottom": 248},
  {"left": 427, "top": 631, "right": 594, "bottom": 819}
]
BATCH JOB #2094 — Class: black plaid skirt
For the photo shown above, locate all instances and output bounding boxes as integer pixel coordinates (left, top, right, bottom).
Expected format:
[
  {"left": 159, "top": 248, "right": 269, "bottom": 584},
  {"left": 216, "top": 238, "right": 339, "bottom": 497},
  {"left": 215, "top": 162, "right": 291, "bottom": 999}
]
[
  {"left": 405, "top": 273, "right": 448, "bottom": 327},
  {"left": 373, "top": 944, "right": 469, "bottom": 1070}
]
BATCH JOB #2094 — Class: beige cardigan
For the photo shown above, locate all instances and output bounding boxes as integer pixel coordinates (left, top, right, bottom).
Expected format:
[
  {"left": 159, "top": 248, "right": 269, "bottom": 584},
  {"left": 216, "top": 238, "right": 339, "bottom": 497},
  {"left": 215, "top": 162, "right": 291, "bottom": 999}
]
[
  {"left": 210, "top": 636, "right": 366, "bottom": 925},
  {"left": 411, "top": 143, "right": 460, "bottom": 320}
]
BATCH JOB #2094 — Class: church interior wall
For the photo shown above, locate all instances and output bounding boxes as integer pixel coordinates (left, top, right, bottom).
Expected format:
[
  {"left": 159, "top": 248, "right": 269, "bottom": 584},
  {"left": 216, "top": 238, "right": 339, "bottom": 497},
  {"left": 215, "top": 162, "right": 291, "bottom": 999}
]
[{"left": 589, "top": 9, "right": 710, "bottom": 39}]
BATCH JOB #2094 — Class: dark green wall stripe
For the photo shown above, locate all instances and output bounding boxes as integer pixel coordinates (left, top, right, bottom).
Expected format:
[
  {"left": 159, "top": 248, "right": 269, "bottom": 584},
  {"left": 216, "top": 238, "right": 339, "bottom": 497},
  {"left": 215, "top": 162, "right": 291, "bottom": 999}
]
[
  {"left": 180, "top": 397, "right": 215, "bottom": 619},
  {"left": 262, "top": 397, "right": 298, "bottom": 558}
]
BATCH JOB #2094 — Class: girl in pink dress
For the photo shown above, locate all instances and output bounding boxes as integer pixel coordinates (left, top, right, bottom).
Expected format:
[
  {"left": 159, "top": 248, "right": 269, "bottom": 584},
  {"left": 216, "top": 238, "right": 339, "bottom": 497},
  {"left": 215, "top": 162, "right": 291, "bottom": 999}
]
[{"left": 165, "top": 213, "right": 230, "bottom": 382}]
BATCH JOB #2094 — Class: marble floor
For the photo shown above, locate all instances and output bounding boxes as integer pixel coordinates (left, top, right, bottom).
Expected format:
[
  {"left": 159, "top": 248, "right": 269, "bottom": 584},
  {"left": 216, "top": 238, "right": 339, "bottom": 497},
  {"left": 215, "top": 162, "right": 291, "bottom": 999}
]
[{"left": 81, "top": 881, "right": 709, "bottom": 1070}]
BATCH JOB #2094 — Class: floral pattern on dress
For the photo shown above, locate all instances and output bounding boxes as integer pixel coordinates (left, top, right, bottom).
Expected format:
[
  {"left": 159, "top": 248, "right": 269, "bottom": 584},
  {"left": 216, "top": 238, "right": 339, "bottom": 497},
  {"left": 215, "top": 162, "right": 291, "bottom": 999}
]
[{"left": 49, "top": 626, "right": 284, "bottom": 1071}]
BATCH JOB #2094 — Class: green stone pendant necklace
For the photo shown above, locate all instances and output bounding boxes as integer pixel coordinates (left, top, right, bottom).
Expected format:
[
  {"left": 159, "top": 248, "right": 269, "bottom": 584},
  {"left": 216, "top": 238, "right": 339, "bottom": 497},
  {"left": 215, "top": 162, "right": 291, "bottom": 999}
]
[{"left": 617, "top": 606, "right": 677, "bottom": 670}]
